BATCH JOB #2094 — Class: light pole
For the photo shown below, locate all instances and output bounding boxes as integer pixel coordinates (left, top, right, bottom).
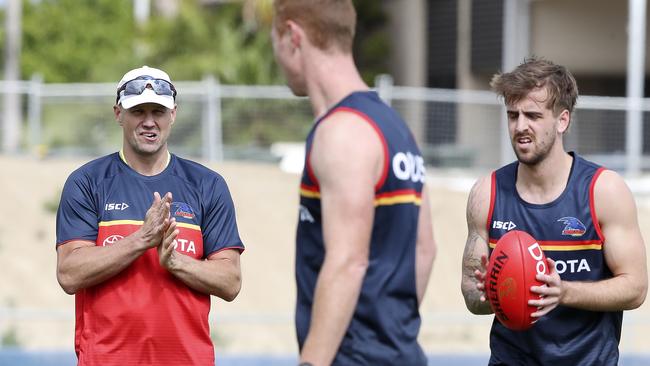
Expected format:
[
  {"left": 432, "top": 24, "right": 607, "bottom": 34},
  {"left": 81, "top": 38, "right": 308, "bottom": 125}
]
[
  {"left": 3, "top": 0, "right": 22, "bottom": 154},
  {"left": 625, "top": 0, "right": 647, "bottom": 175}
]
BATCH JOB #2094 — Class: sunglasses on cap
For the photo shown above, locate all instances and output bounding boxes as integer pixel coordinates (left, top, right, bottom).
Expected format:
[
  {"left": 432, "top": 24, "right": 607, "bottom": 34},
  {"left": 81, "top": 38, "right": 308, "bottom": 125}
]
[{"left": 116, "top": 76, "right": 177, "bottom": 104}]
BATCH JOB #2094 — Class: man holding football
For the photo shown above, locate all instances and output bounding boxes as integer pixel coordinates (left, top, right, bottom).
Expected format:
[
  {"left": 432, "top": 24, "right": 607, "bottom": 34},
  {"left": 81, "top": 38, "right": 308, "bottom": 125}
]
[{"left": 461, "top": 57, "right": 647, "bottom": 365}]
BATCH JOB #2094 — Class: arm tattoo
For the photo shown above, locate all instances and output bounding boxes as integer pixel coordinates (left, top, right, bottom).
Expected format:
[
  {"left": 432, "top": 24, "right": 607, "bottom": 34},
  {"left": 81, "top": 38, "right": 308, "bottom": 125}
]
[{"left": 461, "top": 185, "right": 492, "bottom": 314}]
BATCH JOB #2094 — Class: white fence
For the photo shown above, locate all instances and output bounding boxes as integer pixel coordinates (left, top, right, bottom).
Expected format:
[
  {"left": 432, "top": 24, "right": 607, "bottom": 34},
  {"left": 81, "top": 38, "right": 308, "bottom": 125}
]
[{"left": 2, "top": 75, "right": 650, "bottom": 174}]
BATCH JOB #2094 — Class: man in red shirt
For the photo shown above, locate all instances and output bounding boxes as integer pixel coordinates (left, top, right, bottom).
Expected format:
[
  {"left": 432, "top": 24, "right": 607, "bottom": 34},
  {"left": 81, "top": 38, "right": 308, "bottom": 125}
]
[{"left": 56, "top": 66, "right": 244, "bottom": 365}]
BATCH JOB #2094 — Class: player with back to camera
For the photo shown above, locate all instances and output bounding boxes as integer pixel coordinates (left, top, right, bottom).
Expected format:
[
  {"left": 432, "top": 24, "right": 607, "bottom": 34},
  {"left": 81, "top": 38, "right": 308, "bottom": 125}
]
[
  {"left": 272, "top": 0, "right": 437, "bottom": 365},
  {"left": 55, "top": 66, "right": 244, "bottom": 366},
  {"left": 461, "top": 56, "right": 648, "bottom": 365}
]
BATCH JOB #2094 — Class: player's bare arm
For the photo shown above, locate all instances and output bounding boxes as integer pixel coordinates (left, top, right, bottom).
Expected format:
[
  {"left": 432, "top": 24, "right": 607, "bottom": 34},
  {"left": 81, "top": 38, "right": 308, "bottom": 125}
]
[
  {"left": 532, "top": 170, "right": 648, "bottom": 311},
  {"left": 158, "top": 217, "right": 242, "bottom": 301},
  {"left": 299, "top": 111, "right": 383, "bottom": 366},
  {"left": 461, "top": 175, "right": 493, "bottom": 315},
  {"left": 416, "top": 188, "right": 436, "bottom": 305},
  {"left": 56, "top": 192, "right": 172, "bottom": 294}
]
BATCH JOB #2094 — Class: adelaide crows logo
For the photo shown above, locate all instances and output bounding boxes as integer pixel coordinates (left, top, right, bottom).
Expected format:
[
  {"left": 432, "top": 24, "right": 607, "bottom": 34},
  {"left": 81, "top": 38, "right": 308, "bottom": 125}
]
[
  {"left": 557, "top": 217, "right": 586, "bottom": 237},
  {"left": 171, "top": 202, "right": 195, "bottom": 220}
]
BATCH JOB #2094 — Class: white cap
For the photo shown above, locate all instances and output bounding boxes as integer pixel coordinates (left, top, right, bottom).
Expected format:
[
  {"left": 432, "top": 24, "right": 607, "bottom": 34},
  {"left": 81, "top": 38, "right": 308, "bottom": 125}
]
[{"left": 116, "top": 66, "right": 175, "bottom": 109}]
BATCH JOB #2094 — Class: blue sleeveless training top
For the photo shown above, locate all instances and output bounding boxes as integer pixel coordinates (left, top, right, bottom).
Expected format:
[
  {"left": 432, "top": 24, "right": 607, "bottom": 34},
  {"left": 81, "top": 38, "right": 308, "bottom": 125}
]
[
  {"left": 487, "top": 152, "right": 620, "bottom": 366},
  {"left": 295, "top": 91, "right": 427, "bottom": 365}
]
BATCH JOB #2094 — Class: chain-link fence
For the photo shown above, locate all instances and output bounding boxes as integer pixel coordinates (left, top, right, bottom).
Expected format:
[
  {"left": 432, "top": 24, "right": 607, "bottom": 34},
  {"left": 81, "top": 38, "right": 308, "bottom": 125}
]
[{"left": 2, "top": 75, "right": 650, "bottom": 173}]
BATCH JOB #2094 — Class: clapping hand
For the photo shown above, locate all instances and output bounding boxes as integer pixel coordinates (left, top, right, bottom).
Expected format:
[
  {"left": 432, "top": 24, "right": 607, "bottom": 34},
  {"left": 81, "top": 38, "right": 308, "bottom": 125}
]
[
  {"left": 138, "top": 192, "right": 173, "bottom": 250},
  {"left": 158, "top": 217, "right": 180, "bottom": 270}
]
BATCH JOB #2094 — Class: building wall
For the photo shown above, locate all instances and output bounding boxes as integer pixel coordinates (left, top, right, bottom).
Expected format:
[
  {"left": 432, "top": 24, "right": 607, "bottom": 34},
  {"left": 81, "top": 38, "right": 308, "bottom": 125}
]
[
  {"left": 531, "top": 0, "right": 628, "bottom": 75},
  {"left": 388, "top": 0, "right": 650, "bottom": 166},
  {"left": 422, "top": 0, "right": 649, "bottom": 88}
]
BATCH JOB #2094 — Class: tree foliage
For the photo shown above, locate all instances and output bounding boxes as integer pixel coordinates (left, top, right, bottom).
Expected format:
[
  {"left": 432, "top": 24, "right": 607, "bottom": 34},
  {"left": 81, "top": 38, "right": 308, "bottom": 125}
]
[
  {"left": 22, "top": 0, "right": 138, "bottom": 82},
  {"left": 142, "top": 2, "right": 280, "bottom": 84},
  {"left": 0, "top": 13, "right": 5, "bottom": 67},
  {"left": 353, "top": 0, "right": 391, "bottom": 85},
  {"left": 15, "top": 0, "right": 281, "bottom": 84},
  {"left": 7, "top": 0, "right": 388, "bottom": 85}
]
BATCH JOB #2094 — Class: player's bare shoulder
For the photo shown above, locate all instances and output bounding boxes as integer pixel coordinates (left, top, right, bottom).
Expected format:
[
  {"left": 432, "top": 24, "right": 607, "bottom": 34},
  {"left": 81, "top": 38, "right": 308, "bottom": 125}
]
[
  {"left": 592, "top": 169, "right": 638, "bottom": 222},
  {"left": 593, "top": 169, "right": 632, "bottom": 197},
  {"left": 467, "top": 174, "right": 492, "bottom": 229},
  {"left": 315, "top": 109, "right": 381, "bottom": 146},
  {"left": 311, "top": 109, "right": 385, "bottom": 179}
]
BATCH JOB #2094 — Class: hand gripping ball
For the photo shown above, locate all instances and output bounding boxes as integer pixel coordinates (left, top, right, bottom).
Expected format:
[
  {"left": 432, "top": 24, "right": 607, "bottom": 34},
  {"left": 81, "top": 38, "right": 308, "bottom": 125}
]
[{"left": 485, "top": 230, "right": 550, "bottom": 331}]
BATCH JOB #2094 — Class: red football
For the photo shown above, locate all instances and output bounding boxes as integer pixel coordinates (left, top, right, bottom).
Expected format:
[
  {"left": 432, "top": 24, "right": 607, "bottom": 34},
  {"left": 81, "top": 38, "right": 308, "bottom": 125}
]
[{"left": 485, "top": 230, "right": 549, "bottom": 331}]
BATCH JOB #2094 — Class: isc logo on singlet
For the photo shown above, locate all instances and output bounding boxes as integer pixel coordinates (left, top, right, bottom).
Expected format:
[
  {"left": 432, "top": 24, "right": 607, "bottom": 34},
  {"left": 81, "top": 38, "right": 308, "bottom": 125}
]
[{"left": 392, "top": 151, "right": 425, "bottom": 183}]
